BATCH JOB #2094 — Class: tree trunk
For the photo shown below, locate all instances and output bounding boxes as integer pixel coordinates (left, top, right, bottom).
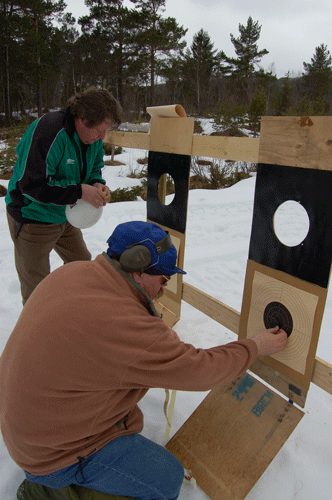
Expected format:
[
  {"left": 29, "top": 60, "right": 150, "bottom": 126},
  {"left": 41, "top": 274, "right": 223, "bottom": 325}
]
[
  {"left": 196, "top": 62, "right": 200, "bottom": 115},
  {"left": 36, "top": 71, "right": 42, "bottom": 116},
  {"left": 4, "top": 45, "right": 12, "bottom": 126},
  {"left": 117, "top": 59, "right": 123, "bottom": 106},
  {"left": 150, "top": 46, "right": 155, "bottom": 106}
]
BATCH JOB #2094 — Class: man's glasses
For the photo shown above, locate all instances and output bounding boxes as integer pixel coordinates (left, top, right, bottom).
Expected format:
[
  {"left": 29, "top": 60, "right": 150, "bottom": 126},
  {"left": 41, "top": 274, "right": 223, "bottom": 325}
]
[{"left": 161, "top": 275, "right": 171, "bottom": 284}]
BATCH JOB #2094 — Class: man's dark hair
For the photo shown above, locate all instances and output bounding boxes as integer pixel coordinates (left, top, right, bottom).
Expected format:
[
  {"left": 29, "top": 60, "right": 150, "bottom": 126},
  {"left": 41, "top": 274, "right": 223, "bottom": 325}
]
[{"left": 68, "top": 87, "right": 122, "bottom": 128}]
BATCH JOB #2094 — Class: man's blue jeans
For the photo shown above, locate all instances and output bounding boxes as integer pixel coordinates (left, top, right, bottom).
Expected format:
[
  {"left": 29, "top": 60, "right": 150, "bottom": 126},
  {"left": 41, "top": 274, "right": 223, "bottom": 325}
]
[{"left": 25, "top": 434, "right": 184, "bottom": 500}]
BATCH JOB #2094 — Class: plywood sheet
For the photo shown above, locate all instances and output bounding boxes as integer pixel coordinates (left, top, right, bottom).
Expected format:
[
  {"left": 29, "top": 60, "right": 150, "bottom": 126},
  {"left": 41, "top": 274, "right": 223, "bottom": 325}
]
[
  {"left": 259, "top": 116, "right": 332, "bottom": 169},
  {"left": 166, "top": 372, "right": 304, "bottom": 500},
  {"left": 149, "top": 116, "right": 194, "bottom": 155}
]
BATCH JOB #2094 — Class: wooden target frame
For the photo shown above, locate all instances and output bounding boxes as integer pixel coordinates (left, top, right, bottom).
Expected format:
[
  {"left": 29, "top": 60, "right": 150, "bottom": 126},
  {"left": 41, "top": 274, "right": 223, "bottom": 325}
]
[
  {"left": 105, "top": 115, "right": 332, "bottom": 500},
  {"left": 238, "top": 118, "right": 332, "bottom": 400},
  {"left": 166, "top": 116, "right": 332, "bottom": 500},
  {"left": 145, "top": 106, "right": 194, "bottom": 439},
  {"left": 146, "top": 105, "right": 195, "bottom": 327}
]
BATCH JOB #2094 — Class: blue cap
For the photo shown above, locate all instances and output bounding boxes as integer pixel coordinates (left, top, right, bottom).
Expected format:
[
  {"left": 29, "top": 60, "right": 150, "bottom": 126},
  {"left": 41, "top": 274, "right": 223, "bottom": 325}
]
[{"left": 106, "top": 221, "right": 186, "bottom": 276}]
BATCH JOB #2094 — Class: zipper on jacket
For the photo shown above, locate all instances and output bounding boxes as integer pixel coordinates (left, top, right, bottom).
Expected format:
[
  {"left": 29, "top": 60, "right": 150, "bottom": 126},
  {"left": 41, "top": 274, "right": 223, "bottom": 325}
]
[
  {"left": 75, "top": 447, "right": 97, "bottom": 484},
  {"left": 68, "top": 135, "right": 88, "bottom": 183},
  {"left": 80, "top": 142, "right": 88, "bottom": 182},
  {"left": 123, "top": 413, "right": 129, "bottom": 430},
  {"left": 115, "top": 410, "right": 132, "bottom": 430}
]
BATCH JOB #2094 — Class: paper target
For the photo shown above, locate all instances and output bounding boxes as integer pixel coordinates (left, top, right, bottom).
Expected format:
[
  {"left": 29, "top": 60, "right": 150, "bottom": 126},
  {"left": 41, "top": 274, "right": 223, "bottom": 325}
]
[
  {"left": 247, "top": 270, "right": 318, "bottom": 375},
  {"left": 263, "top": 302, "right": 293, "bottom": 337}
]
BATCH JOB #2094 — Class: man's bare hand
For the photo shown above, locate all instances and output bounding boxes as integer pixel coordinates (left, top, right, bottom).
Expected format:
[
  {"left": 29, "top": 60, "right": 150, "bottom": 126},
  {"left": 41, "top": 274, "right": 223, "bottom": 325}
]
[
  {"left": 251, "top": 326, "right": 288, "bottom": 356},
  {"left": 81, "top": 184, "right": 105, "bottom": 208},
  {"left": 93, "top": 182, "right": 111, "bottom": 205}
]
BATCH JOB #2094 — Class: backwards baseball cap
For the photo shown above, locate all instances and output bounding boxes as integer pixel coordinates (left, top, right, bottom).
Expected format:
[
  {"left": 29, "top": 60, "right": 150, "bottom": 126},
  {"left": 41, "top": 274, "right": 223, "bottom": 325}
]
[{"left": 106, "top": 221, "right": 186, "bottom": 276}]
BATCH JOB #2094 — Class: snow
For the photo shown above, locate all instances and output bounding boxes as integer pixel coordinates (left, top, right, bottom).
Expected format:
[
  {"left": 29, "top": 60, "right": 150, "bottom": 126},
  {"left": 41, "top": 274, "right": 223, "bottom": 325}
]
[{"left": 0, "top": 136, "right": 332, "bottom": 499}]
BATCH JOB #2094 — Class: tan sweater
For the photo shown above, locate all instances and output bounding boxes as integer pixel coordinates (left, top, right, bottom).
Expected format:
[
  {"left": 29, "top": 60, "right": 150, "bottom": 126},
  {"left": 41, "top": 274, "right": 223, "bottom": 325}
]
[{"left": 0, "top": 254, "right": 257, "bottom": 475}]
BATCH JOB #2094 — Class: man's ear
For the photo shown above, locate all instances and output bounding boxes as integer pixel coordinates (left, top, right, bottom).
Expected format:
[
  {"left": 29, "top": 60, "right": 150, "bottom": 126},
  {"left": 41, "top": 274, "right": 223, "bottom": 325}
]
[{"left": 130, "top": 272, "right": 143, "bottom": 285}]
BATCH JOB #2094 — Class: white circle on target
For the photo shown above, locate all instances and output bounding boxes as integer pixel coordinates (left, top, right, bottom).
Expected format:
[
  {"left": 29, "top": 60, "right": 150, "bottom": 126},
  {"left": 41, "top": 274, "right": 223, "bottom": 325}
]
[
  {"left": 65, "top": 199, "right": 103, "bottom": 229},
  {"left": 273, "top": 200, "right": 310, "bottom": 247}
]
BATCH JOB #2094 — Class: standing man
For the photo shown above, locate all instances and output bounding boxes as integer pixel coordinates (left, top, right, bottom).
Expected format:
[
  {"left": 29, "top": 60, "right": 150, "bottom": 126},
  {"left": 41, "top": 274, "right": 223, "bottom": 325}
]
[
  {"left": 0, "top": 221, "right": 288, "bottom": 500},
  {"left": 5, "top": 87, "right": 122, "bottom": 304}
]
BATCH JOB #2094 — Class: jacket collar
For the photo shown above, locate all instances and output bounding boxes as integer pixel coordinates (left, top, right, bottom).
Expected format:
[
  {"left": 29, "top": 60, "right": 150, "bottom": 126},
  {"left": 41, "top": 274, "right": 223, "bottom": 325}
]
[
  {"left": 64, "top": 107, "right": 76, "bottom": 138},
  {"left": 101, "top": 252, "right": 159, "bottom": 317}
]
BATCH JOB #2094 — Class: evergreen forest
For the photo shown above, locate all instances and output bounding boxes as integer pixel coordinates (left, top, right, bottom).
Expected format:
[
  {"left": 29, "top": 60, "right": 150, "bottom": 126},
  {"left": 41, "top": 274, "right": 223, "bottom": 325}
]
[{"left": 1, "top": 0, "right": 332, "bottom": 129}]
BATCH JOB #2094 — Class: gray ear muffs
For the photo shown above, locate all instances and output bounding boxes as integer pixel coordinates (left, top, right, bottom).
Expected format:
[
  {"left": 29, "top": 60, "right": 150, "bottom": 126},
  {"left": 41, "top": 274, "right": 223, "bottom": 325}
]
[{"left": 119, "top": 232, "right": 172, "bottom": 273}]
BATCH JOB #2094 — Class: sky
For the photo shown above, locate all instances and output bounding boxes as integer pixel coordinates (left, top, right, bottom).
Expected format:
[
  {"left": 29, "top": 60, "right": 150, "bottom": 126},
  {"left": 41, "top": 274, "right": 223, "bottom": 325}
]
[
  {"left": 1, "top": 119, "right": 332, "bottom": 499},
  {"left": 63, "top": 0, "right": 332, "bottom": 78}
]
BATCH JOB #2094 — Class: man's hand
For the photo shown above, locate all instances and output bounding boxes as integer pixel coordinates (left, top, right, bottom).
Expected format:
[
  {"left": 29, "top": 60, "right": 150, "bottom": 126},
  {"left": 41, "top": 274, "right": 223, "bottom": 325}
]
[
  {"left": 93, "top": 183, "right": 111, "bottom": 205},
  {"left": 81, "top": 184, "right": 109, "bottom": 208},
  {"left": 81, "top": 184, "right": 105, "bottom": 208},
  {"left": 251, "top": 326, "right": 288, "bottom": 356}
]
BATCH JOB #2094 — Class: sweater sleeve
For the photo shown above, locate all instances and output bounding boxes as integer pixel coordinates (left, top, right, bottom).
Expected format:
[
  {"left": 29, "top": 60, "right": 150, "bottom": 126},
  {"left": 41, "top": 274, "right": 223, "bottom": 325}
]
[
  {"left": 122, "top": 333, "right": 258, "bottom": 392},
  {"left": 18, "top": 115, "right": 80, "bottom": 206}
]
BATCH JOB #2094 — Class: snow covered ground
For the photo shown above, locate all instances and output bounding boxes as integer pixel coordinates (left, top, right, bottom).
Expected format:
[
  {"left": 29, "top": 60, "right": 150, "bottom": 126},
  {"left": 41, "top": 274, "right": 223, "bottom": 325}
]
[{"left": 0, "top": 129, "right": 332, "bottom": 499}]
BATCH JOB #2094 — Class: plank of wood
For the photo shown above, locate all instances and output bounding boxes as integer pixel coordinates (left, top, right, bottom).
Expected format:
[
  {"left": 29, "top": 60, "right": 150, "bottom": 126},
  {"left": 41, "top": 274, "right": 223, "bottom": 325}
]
[
  {"left": 106, "top": 117, "right": 332, "bottom": 168},
  {"left": 104, "top": 130, "right": 150, "bottom": 150},
  {"left": 182, "top": 282, "right": 332, "bottom": 398},
  {"left": 312, "top": 356, "right": 332, "bottom": 395},
  {"left": 105, "top": 131, "right": 260, "bottom": 162},
  {"left": 192, "top": 135, "right": 259, "bottom": 162},
  {"left": 259, "top": 116, "right": 332, "bottom": 169},
  {"left": 166, "top": 372, "right": 304, "bottom": 500}
]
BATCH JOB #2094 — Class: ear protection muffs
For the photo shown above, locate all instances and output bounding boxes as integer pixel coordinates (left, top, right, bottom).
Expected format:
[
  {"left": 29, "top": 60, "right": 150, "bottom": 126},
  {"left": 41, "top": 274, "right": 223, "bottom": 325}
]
[{"left": 119, "top": 232, "right": 172, "bottom": 273}]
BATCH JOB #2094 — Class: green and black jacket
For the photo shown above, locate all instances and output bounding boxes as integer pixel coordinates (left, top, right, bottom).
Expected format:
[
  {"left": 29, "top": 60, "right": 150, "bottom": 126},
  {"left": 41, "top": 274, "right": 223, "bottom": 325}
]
[{"left": 6, "top": 108, "right": 105, "bottom": 224}]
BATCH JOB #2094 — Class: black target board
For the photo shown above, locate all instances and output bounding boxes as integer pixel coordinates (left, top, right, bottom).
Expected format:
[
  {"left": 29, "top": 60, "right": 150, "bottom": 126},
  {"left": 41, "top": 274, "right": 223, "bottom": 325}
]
[
  {"left": 147, "top": 151, "right": 191, "bottom": 234},
  {"left": 249, "top": 163, "right": 332, "bottom": 288}
]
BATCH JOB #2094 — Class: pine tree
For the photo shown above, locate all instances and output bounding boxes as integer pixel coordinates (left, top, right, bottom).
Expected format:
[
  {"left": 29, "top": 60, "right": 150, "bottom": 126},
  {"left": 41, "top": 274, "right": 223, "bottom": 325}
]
[
  {"left": 189, "top": 29, "right": 220, "bottom": 114},
  {"left": 248, "top": 87, "right": 267, "bottom": 136},
  {"left": 12, "top": 0, "right": 67, "bottom": 115},
  {"left": 302, "top": 44, "right": 332, "bottom": 103},
  {"left": 275, "top": 72, "right": 293, "bottom": 115},
  {"left": 79, "top": 0, "right": 142, "bottom": 106},
  {"left": 130, "top": 0, "right": 187, "bottom": 106},
  {"left": 0, "top": 0, "right": 20, "bottom": 125},
  {"left": 222, "top": 16, "right": 269, "bottom": 102}
]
